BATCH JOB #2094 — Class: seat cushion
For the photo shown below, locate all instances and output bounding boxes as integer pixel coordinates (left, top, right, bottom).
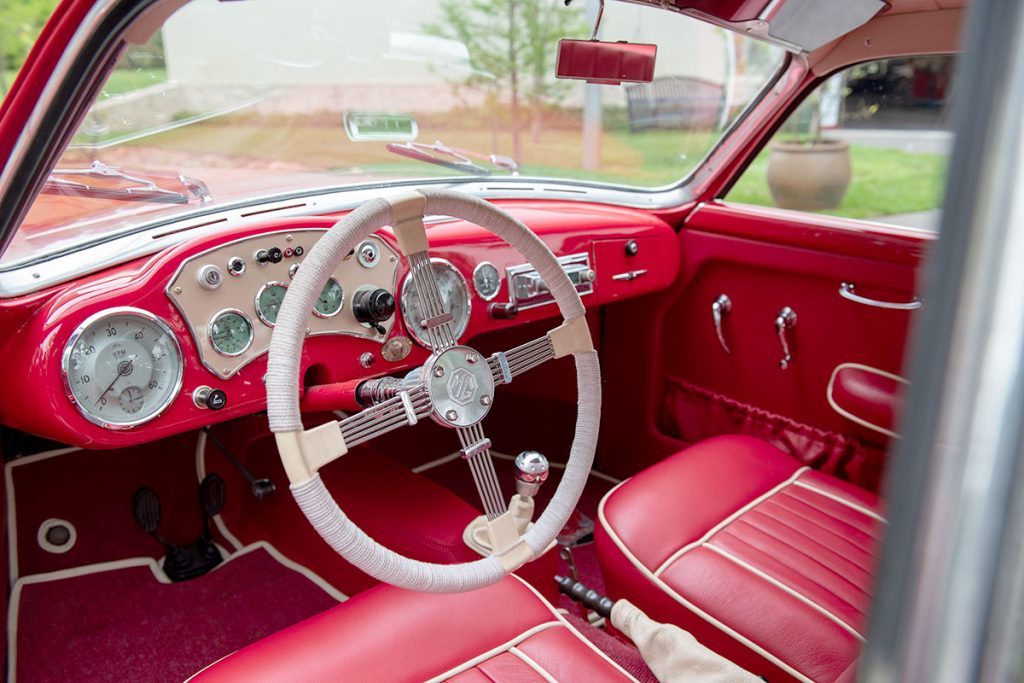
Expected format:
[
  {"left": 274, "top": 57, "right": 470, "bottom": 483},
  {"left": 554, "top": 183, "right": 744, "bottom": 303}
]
[
  {"left": 188, "top": 574, "right": 638, "bottom": 682},
  {"left": 596, "top": 435, "right": 883, "bottom": 683}
]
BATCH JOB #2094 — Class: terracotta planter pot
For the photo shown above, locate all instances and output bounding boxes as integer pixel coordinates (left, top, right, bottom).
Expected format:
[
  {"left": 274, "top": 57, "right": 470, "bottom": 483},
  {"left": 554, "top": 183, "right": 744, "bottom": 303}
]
[{"left": 766, "top": 139, "right": 851, "bottom": 211}]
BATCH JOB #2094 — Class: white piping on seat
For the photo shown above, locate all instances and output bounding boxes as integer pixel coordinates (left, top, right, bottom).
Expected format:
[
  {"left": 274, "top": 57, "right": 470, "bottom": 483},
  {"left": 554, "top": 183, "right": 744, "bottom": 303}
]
[
  {"left": 653, "top": 467, "right": 810, "bottom": 577},
  {"left": 510, "top": 646, "right": 559, "bottom": 682},
  {"left": 825, "top": 362, "right": 907, "bottom": 439},
  {"left": 423, "top": 622, "right": 563, "bottom": 683},
  {"left": 792, "top": 480, "right": 887, "bottom": 523},
  {"left": 598, "top": 482, "right": 816, "bottom": 683},
  {"left": 704, "top": 544, "right": 865, "bottom": 642}
]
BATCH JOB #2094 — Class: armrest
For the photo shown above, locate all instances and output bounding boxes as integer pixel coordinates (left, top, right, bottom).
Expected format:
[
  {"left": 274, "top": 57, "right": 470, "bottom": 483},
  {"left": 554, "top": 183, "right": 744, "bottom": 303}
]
[{"left": 827, "top": 363, "right": 908, "bottom": 439}]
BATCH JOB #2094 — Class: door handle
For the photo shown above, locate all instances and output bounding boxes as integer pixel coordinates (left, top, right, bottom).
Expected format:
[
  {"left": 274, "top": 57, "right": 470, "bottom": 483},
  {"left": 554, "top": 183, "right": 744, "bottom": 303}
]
[
  {"left": 775, "top": 306, "right": 797, "bottom": 370},
  {"left": 712, "top": 294, "right": 732, "bottom": 354},
  {"left": 839, "top": 282, "right": 922, "bottom": 310}
]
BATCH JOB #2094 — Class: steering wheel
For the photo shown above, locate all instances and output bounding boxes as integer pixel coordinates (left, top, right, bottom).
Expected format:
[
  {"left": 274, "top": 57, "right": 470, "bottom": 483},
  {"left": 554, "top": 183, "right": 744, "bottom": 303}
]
[{"left": 265, "top": 189, "right": 600, "bottom": 593}]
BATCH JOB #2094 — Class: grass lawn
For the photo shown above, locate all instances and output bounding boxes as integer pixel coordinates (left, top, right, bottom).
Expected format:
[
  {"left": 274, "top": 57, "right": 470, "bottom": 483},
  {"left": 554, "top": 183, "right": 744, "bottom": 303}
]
[
  {"left": 3, "top": 67, "right": 166, "bottom": 95},
  {"left": 728, "top": 143, "right": 947, "bottom": 219},
  {"left": 88, "top": 112, "right": 945, "bottom": 220}
]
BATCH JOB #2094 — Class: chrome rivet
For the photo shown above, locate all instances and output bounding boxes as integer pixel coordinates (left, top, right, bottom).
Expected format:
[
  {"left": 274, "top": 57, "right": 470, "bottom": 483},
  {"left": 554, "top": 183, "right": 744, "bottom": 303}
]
[
  {"left": 359, "top": 352, "right": 375, "bottom": 368},
  {"left": 174, "top": 287, "right": 182, "bottom": 294},
  {"left": 445, "top": 409, "right": 458, "bottom": 421},
  {"left": 480, "top": 395, "right": 491, "bottom": 406},
  {"left": 466, "top": 353, "right": 479, "bottom": 364},
  {"left": 433, "top": 366, "right": 445, "bottom": 377}
]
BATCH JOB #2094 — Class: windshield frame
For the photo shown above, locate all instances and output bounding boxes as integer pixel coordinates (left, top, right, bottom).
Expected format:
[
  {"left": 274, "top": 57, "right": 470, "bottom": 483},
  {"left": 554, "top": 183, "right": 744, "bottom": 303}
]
[{"left": 0, "top": 0, "right": 794, "bottom": 293}]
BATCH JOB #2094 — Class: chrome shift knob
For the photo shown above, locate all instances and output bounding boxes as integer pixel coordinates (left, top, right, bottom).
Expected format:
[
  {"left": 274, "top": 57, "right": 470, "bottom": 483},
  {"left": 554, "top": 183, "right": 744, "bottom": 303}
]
[{"left": 514, "top": 451, "right": 549, "bottom": 499}]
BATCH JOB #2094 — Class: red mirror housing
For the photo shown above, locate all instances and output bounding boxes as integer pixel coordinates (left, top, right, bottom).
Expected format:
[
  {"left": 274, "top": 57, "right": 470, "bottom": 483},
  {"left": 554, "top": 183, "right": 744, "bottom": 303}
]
[{"left": 555, "top": 39, "right": 657, "bottom": 86}]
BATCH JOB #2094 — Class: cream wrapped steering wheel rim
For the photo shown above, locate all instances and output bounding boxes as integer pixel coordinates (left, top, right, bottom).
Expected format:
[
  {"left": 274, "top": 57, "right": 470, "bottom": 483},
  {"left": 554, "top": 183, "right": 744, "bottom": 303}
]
[{"left": 265, "top": 188, "right": 600, "bottom": 593}]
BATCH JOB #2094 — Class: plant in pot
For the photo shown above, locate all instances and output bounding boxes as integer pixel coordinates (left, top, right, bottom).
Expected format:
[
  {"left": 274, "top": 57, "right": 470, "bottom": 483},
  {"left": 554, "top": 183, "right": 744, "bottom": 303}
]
[{"left": 766, "top": 88, "right": 852, "bottom": 211}]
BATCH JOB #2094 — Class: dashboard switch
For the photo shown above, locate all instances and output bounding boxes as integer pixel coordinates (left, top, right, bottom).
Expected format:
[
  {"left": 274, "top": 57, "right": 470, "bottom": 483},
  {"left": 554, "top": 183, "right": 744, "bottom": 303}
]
[
  {"left": 193, "top": 387, "right": 227, "bottom": 410},
  {"left": 489, "top": 302, "right": 519, "bottom": 320},
  {"left": 227, "top": 257, "right": 246, "bottom": 276},
  {"left": 256, "top": 247, "right": 283, "bottom": 265},
  {"left": 353, "top": 287, "right": 395, "bottom": 334},
  {"left": 625, "top": 239, "right": 639, "bottom": 256}
]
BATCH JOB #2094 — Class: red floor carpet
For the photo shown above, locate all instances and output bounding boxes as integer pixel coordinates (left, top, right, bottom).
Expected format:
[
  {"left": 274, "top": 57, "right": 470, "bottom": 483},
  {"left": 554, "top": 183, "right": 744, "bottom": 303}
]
[{"left": 13, "top": 545, "right": 339, "bottom": 683}]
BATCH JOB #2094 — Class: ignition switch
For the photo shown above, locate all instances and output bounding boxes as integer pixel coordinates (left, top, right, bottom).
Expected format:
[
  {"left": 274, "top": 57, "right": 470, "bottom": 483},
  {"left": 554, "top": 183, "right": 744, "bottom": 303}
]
[{"left": 353, "top": 287, "right": 396, "bottom": 334}]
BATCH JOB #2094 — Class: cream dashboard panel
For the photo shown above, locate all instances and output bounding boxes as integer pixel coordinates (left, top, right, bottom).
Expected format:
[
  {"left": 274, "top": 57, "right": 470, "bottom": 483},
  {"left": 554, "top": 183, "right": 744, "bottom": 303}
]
[{"left": 166, "top": 230, "right": 398, "bottom": 379}]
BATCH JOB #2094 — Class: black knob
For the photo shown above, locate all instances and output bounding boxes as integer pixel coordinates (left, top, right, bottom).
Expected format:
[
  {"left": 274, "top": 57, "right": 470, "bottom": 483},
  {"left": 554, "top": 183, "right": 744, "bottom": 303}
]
[
  {"left": 205, "top": 389, "right": 227, "bottom": 410},
  {"left": 624, "top": 239, "right": 639, "bottom": 257},
  {"left": 353, "top": 288, "right": 395, "bottom": 332},
  {"left": 489, "top": 302, "right": 519, "bottom": 320},
  {"left": 256, "top": 247, "right": 283, "bottom": 264}
]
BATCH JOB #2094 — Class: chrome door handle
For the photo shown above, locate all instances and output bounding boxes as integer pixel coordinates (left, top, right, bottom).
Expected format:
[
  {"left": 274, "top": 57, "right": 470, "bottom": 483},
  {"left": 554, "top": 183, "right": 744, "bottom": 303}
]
[
  {"left": 712, "top": 294, "right": 732, "bottom": 354},
  {"left": 839, "top": 282, "right": 922, "bottom": 310},
  {"left": 775, "top": 306, "right": 797, "bottom": 370}
]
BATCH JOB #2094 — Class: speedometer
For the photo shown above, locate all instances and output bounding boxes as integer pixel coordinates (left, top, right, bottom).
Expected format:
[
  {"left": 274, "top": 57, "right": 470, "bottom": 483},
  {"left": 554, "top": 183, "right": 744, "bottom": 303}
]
[
  {"left": 400, "top": 259, "right": 470, "bottom": 349},
  {"left": 61, "top": 308, "right": 183, "bottom": 428}
]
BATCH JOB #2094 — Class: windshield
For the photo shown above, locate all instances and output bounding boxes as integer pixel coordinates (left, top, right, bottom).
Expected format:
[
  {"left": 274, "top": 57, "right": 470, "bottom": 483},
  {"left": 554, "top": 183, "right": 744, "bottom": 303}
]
[{"left": 3, "top": 0, "right": 785, "bottom": 269}]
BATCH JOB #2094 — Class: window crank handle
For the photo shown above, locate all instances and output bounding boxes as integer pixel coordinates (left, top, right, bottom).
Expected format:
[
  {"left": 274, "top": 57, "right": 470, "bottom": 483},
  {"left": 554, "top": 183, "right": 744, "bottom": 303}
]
[{"left": 775, "top": 306, "right": 797, "bottom": 370}]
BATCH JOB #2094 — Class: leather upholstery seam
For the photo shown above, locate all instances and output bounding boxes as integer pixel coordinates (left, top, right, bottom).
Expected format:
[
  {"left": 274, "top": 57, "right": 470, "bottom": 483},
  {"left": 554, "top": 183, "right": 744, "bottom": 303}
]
[
  {"left": 764, "top": 493, "right": 882, "bottom": 555},
  {"left": 739, "top": 511, "right": 876, "bottom": 585},
  {"left": 716, "top": 527, "right": 871, "bottom": 621},
  {"left": 792, "top": 480, "right": 887, "bottom": 523},
  {"left": 509, "top": 646, "right": 558, "bottom": 682},
  {"left": 652, "top": 467, "right": 810, "bottom": 577},
  {"left": 704, "top": 544, "right": 866, "bottom": 641},
  {"left": 597, "top": 483, "right": 816, "bottom": 683},
  {"left": 422, "top": 622, "right": 563, "bottom": 683},
  {"left": 778, "top": 489, "right": 883, "bottom": 544}
]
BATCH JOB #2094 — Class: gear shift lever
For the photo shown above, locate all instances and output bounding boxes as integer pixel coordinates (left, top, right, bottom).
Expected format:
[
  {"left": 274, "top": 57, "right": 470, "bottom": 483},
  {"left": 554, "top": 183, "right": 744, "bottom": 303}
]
[{"left": 514, "top": 451, "right": 550, "bottom": 500}]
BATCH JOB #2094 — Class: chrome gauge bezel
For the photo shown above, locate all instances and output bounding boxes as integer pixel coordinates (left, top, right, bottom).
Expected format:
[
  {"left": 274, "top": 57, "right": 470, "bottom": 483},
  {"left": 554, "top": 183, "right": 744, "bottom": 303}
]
[
  {"left": 59, "top": 307, "right": 184, "bottom": 430},
  {"left": 254, "top": 281, "right": 289, "bottom": 327},
  {"left": 312, "top": 276, "right": 345, "bottom": 319},
  {"left": 399, "top": 258, "right": 471, "bottom": 349},
  {"left": 208, "top": 308, "right": 255, "bottom": 357},
  {"left": 472, "top": 261, "right": 501, "bottom": 301}
]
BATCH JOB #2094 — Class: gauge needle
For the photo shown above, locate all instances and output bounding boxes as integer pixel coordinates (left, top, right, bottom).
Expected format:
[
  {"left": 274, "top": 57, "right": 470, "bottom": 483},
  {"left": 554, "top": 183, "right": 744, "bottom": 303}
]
[{"left": 94, "top": 355, "right": 136, "bottom": 405}]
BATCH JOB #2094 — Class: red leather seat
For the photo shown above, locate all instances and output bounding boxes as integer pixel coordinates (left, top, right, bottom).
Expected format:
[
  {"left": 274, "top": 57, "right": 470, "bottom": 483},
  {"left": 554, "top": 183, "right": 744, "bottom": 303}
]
[
  {"left": 189, "top": 574, "right": 638, "bottom": 682},
  {"left": 596, "top": 435, "right": 883, "bottom": 683}
]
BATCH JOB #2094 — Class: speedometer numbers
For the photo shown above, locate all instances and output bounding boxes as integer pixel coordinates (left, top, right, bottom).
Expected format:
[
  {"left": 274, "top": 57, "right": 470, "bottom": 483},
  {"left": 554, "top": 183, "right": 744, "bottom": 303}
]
[{"left": 61, "top": 309, "right": 184, "bottom": 428}]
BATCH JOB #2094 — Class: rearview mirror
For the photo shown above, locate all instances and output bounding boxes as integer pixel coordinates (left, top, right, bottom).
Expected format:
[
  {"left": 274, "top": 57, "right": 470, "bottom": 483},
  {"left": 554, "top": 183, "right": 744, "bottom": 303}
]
[{"left": 555, "top": 39, "right": 657, "bottom": 86}]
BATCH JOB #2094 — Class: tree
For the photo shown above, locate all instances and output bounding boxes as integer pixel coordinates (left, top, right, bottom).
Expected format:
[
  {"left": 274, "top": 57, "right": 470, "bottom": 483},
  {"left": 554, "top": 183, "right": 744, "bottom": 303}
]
[
  {"left": 0, "top": 0, "right": 59, "bottom": 96},
  {"left": 425, "top": 0, "right": 587, "bottom": 161}
]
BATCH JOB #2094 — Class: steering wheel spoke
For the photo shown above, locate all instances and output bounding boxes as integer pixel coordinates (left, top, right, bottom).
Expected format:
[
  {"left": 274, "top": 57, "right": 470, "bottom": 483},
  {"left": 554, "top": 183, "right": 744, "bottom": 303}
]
[
  {"left": 488, "top": 317, "right": 593, "bottom": 386},
  {"left": 457, "top": 422, "right": 507, "bottom": 520},
  {"left": 340, "top": 385, "right": 433, "bottom": 448}
]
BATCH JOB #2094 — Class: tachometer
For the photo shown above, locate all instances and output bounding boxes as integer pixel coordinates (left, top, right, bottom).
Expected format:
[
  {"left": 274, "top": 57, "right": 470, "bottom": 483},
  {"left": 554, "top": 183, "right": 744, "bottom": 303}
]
[
  {"left": 400, "top": 259, "right": 470, "bottom": 349},
  {"left": 61, "top": 308, "right": 184, "bottom": 428},
  {"left": 255, "top": 281, "right": 288, "bottom": 327},
  {"left": 209, "top": 309, "right": 254, "bottom": 356}
]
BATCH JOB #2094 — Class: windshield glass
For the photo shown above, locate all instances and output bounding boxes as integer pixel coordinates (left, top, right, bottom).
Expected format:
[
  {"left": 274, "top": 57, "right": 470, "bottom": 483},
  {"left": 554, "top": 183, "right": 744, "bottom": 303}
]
[{"left": 4, "top": 0, "right": 785, "bottom": 268}]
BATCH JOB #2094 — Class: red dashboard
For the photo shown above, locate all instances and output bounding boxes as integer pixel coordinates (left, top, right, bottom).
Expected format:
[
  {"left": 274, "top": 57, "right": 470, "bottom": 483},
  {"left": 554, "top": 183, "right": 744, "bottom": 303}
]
[{"left": 0, "top": 200, "right": 678, "bottom": 448}]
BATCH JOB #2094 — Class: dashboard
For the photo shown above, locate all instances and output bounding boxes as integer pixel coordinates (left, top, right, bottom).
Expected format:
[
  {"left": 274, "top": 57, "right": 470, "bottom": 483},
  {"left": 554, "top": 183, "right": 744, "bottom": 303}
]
[{"left": 0, "top": 201, "right": 680, "bottom": 448}]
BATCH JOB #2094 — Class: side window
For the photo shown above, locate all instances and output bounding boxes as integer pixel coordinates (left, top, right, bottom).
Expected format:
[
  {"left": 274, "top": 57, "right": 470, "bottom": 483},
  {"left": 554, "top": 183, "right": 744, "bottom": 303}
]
[{"left": 727, "top": 56, "right": 956, "bottom": 231}]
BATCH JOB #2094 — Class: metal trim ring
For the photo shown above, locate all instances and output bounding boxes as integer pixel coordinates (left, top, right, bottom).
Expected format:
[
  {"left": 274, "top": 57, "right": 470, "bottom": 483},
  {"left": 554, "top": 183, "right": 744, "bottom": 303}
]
[{"left": 207, "top": 308, "right": 254, "bottom": 358}]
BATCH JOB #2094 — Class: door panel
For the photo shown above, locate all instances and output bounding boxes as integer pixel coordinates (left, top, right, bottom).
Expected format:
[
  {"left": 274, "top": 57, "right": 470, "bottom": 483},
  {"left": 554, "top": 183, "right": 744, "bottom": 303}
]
[{"left": 660, "top": 201, "right": 931, "bottom": 476}]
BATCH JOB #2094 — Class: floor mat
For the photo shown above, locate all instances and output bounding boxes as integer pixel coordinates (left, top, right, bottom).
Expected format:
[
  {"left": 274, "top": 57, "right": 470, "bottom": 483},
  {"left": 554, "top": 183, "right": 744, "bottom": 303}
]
[{"left": 11, "top": 543, "right": 342, "bottom": 683}]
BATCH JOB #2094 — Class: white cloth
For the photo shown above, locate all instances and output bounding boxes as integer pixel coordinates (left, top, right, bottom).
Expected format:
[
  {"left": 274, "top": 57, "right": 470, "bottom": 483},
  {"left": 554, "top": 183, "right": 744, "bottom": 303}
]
[{"left": 611, "top": 600, "right": 761, "bottom": 683}]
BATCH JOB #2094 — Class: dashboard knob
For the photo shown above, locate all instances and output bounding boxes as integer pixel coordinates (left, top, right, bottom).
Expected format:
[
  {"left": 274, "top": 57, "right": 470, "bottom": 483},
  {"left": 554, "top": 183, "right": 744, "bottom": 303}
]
[
  {"left": 489, "top": 302, "right": 518, "bottom": 320},
  {"left": 256, "top": 247, "right": 283, "bottom": 265},
  {"left": 353, "top": 288, "right": 395, "bottom": 333},
  {"left": 193, "top": 386, "right": 227, "bottom": 410}
]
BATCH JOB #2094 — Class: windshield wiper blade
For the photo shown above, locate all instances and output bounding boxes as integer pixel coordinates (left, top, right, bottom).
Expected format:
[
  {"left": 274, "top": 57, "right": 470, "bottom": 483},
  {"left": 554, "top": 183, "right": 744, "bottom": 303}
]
[
  {"left": 43, "top": 160, "right": 212, "bottom": 205},
  {"left": 386, "top": 141, "right": 519, "bottom": 176}
]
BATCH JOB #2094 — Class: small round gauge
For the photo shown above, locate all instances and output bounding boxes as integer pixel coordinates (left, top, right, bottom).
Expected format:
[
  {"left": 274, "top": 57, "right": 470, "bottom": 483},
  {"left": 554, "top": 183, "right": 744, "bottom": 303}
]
[
  {"left": 255, "top": 281, "right": 288, "bottom": 327},
  {"left": 61, "top": 308, "right": 183, "bottom": 428},
  {"left": 313, "top": 277, "right": 344, "bottom": 318},
  {"left": 208, "top": 309, "right": 254, "bottom": 357},
  {"left": 400, "top": 259, "right": 471, "bottom": 349},
  {"left": 472, "top": 262, "right": 501, "bottom": 301}
]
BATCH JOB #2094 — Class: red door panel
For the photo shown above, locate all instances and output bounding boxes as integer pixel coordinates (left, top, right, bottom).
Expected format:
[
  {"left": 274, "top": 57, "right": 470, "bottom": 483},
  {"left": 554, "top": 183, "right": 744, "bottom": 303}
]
[{"left": 659, "top": 201, "right": 933, "bottom": 486}]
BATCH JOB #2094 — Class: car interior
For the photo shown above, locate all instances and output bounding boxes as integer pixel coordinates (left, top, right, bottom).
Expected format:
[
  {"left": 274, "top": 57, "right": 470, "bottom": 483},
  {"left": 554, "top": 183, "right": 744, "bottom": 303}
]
[{"left": 0, "top": 0, "right": 971, "bottom": 681}]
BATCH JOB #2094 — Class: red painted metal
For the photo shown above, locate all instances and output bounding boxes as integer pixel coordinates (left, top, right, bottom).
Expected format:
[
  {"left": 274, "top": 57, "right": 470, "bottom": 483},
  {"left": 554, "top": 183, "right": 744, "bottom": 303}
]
[{"left": 0, "top": 201, "right": 676, "bottom": 448}]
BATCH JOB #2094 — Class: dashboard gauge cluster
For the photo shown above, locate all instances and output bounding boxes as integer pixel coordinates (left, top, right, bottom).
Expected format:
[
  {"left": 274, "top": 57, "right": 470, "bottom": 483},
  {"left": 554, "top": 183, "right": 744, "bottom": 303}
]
[
  {"left": 400, "top": 259, "right": 471, "bottom": 349},
  {"left": 165, "top": 230, "right": 399, "bottom": 379},
  {"left": 61, "top": 308, "right": 184, "bottom": 428}
]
